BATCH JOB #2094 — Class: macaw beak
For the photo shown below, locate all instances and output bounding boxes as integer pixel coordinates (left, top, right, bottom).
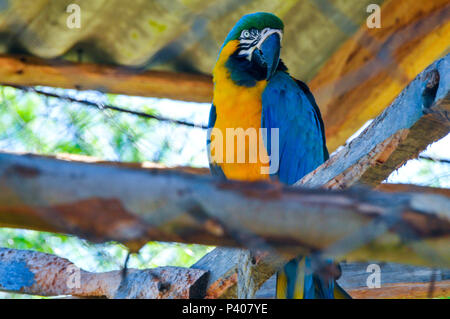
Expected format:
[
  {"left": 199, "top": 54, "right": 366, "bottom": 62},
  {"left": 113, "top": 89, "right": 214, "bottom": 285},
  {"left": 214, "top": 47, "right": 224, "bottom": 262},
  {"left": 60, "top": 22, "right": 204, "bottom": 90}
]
[{"left": 252, "top": 32, "right": 281, "bottom": 80}]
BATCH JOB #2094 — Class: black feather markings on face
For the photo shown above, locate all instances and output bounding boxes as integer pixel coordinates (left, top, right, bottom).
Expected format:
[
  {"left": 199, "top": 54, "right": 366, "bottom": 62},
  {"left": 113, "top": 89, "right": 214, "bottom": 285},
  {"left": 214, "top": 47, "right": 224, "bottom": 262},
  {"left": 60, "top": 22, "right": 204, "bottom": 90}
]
[
  {"left": 225, "top": 28, "right": 288, "bottom": 87},
  {"left": 226, "top": 43, "right": 289, "bottom": 87},
  {"left": 239, "top": 28, "right": 260, "bottom": 40},
  {"left": 238, "top": 28, "right": 260, "bottom": 51},
  {"left": 226, "top": 43, "right": 266, "bottom": 87}
]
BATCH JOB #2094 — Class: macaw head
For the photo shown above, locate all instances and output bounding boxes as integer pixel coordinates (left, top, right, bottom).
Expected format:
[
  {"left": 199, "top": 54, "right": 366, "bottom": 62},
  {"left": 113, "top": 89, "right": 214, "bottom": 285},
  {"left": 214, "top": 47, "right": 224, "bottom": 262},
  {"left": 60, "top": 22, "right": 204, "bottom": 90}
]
[{"left": 217, "top": 12, "right": 284, "bottom": 87}]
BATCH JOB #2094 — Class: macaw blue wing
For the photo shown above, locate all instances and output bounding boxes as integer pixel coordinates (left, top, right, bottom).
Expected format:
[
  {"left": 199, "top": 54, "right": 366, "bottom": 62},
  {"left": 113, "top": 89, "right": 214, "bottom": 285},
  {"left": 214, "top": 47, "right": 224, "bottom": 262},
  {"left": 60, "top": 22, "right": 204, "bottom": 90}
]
[
  {"left": 261, "top": 71, "right": 327, "bottom": 185},
  {"left": 263, "top": 71, "right": 338, "bottom": 299}
]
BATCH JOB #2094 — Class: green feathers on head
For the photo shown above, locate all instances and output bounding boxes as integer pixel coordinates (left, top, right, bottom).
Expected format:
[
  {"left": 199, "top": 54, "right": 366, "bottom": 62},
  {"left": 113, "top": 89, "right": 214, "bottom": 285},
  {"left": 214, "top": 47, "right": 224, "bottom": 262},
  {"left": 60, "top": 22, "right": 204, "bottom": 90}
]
[{"left": 222, "top": 12, "right": 284, "bottom": 46}]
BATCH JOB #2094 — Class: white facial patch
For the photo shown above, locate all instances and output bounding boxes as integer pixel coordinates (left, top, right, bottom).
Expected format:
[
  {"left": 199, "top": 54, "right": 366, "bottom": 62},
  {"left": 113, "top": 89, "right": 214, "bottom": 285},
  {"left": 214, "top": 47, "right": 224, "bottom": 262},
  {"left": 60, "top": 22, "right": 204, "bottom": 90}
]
[{"left": 238, "top": 27, "right": 283, "bottom": 61}]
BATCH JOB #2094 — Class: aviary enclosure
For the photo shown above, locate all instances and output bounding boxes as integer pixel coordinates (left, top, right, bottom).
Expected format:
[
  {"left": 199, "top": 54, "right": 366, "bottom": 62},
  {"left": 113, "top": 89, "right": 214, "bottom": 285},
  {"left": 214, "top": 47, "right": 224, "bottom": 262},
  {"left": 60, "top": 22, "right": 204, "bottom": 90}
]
[{"left": 0, "top": 0, "right": 448, "bottom": 301}]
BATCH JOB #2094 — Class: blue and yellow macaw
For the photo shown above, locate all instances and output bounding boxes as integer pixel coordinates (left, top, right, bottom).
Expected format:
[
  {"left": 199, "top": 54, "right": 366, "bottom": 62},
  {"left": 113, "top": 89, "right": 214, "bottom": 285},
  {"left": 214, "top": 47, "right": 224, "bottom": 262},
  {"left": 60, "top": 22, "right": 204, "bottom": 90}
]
[{"left": 207, "top": 12, "right": 350, "bottom": 299}]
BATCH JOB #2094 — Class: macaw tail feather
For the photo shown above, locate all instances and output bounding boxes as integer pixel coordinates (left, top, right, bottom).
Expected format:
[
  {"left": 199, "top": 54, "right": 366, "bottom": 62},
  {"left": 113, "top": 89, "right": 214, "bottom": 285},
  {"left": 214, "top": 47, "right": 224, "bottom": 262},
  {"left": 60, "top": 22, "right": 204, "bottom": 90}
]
[{"left": 276, "top": 257, "right": 351, "bottom": 299}]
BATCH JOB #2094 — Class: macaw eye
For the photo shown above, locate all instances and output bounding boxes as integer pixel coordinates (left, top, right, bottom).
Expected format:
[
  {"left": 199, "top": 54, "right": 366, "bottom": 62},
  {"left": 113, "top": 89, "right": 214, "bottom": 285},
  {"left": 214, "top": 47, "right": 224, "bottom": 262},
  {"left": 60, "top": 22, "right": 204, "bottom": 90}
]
[{"left": 241, "top": 30, "right": 251, "bottom": 38}]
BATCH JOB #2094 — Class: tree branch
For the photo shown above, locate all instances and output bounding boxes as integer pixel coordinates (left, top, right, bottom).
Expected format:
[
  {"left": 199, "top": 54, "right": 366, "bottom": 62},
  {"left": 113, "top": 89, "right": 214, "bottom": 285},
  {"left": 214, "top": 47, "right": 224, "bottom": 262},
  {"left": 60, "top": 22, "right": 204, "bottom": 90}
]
[
  {"left": 255, "top": 262, "right": 450, "bottom": 298},
  {"left": 0, "top": 151, "right": 449, "bottom": 268},
  {"left": 297, "top": 54, "right": 449, "bottom": 189},
  {"left": 419, "top": 155, "right": 450, "bottom": 164},
  {"left": 376, "top": 183, "right": 450, "bottom": 197},
  {"left": 347, "top": 281, "right": 450, "bottom": 299},
  {"left": 0, "top": 248, "right": 208, "bottom": 298}
]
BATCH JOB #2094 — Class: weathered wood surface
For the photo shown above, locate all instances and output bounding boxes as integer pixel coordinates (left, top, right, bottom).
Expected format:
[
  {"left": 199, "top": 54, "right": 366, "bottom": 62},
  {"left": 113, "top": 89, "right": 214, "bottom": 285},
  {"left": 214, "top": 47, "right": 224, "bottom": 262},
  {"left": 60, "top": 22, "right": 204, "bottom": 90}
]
[
  {"left": 376, "top": 183, "right": 450, "bottom": 197},
  {"left": 0, "top": 248, "right": 208, "bottom": 298},
  {"left": 256, "top": 262, "right": 450, "bottom": 298},
  {"left": 0, "top": 0, "right": 383, "bottom": 83},
  {"left": 310, "top": 0, "right": 450, "bottom": 152},
  {"left": 1, "top": 151, "right": 449, "bottom": 267},
  {"left": 0, "top": 54, "right": 213, "bottom": 102},
  {"left": 193, "top": 248, "right": 284, "bottom": 299},
  {"left": 347, "top": 281, "right": 450, "bottom": 299},
  {"left": 297, "top": 53, "right": 449, "bottom": 189},
  {"left": 338, "top": 262, "right": 450, "bottom": 289}
]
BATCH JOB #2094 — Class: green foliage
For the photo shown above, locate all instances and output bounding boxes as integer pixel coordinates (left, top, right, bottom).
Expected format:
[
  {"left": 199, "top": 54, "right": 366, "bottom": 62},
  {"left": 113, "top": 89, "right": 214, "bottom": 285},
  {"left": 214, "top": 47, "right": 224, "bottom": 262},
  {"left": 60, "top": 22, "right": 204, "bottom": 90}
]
[{"left": 0, "top": 86, "right": 183, "bottom": 162}]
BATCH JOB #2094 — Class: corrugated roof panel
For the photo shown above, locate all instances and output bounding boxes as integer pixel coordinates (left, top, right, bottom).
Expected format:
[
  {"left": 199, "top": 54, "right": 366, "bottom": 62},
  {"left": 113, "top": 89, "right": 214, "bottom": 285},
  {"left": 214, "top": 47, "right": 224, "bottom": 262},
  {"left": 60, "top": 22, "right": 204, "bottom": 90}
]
[{"left": 0, "top": 0, "right": 384, "bottom": 80}]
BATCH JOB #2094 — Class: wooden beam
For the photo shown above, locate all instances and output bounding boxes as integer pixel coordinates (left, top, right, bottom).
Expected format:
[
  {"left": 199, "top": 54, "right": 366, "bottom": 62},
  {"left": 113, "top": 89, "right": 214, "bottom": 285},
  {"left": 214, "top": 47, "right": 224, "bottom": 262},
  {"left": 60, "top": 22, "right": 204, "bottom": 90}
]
[
  {"left": 310, "top": 0, "right": 450, "bottom": 152},
  {"left": 0, "top": 248, "right": 208, "bottom": 298},
  {"left": 0, "top": 54, "right": 213, "bottom": 103},
  {"left": 16, "top": 155, "right": 450, "bottom": 195},
  {"left": 193, "top": 248, "right": 285, "bottom": 299},
  {"left": 256, "top": 279, "right": 450, "bottom": 299},
  {"left": 377, "top": 183, "right": 450, "bottom": 197},
  {"left": 33, "top": 152, "right": 211, "bottom": 176},
  {"left": 0, "top": 151, "right": 449, "bottom": 268},
  {"left": 255, "top": 262, "right": 450, "bottom": 298},
  {"left": 297, "top": 53, "right": 449, "bottom": 189},
  {"left": 23, "top": 154, "right": 450, "bottom": 196},
  {"left": 348, "top": 281, "right": 450, "bottom": 299},
  {"left": 338, "top": 262, "right": 450, "bottom": 290}
]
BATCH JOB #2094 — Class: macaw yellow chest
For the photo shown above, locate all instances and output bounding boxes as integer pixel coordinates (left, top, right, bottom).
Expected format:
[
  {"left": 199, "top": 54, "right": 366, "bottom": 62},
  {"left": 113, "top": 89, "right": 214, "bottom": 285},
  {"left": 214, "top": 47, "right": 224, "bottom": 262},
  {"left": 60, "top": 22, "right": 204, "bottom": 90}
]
[{"left": 211, "top": 41, "right": 270, "bottom": 181}]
